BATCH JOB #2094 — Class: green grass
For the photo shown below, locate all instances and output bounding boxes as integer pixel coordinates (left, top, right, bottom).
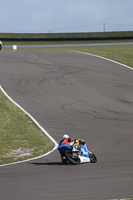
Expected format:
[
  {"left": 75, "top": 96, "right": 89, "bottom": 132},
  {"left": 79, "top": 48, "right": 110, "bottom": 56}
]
[
  {"left": 117, "top": 199, "right": 133, "bottom": 200},
  {"left": 66, "top": 45, "right": 133, "bottom": 68},
  {"left": 0, "top": 90, "right": 53, "bottom": 165}
]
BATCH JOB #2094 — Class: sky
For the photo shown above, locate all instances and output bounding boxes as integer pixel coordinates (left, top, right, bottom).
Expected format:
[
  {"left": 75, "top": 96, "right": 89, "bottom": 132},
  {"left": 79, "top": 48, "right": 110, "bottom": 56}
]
[{"left": 1, "top": 0, "right": 133, "bottom": 33}]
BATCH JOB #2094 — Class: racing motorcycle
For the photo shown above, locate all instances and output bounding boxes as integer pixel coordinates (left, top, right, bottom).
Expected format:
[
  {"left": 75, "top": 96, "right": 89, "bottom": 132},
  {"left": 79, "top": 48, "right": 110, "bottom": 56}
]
[{"left": 58, "top": 139, "right": 97, "bottom": 165}]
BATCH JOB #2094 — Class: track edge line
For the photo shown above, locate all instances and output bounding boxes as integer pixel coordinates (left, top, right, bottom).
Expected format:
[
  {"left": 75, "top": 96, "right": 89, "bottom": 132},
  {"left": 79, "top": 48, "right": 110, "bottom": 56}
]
[
  {"left": 69, "top": 50, "right": 133, "bottom": 70},
  {"left": 0, "top": 85, "right": 58, "bottom": 167}
]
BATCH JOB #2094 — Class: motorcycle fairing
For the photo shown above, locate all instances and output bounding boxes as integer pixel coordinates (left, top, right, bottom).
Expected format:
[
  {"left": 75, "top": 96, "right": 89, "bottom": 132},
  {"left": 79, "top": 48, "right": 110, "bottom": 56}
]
[
  {"left": 58, "top": 144, "right": 72, "bottom": 153},
  {"left": 79, "top": 144, "right": 91, "bottom": 163},
  {"left": 80, "top": 144, "right": 89, "bottom": 157},
  {"left": 79, "top": 155, "right": 90, "bottom": 163}
]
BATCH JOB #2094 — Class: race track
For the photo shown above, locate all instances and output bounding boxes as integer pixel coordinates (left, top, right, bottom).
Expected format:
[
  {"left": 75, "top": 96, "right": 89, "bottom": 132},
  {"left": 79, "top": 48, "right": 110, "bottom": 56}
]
[{"left": 0, "top": 50, "right": 133, "bottom": 200}]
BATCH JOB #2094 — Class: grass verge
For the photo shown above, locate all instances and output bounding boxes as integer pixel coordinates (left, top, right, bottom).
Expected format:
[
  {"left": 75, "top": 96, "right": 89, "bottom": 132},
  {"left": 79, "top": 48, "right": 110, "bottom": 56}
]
[
  {"left": 65, "top": 45, "right": 133, "bottom": 68},
  {"left": 0, "top": 90, "right": 53, "bottom": 165}
]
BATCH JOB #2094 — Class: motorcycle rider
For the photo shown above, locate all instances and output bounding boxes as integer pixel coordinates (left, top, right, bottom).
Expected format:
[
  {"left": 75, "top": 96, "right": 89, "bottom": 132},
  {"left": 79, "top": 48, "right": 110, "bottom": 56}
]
[
  {"left": 59, "top": 134, "right": 75, "bottom": 146},
  {"left": 59, "top": 134, "right": 85, "bottom": 148}
]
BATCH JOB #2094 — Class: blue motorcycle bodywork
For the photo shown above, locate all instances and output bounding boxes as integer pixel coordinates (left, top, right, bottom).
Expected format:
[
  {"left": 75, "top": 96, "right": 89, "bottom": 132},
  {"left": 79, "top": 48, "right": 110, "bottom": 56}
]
[{"left": 58, "top": 144, "right": 72, "bottom": 153}]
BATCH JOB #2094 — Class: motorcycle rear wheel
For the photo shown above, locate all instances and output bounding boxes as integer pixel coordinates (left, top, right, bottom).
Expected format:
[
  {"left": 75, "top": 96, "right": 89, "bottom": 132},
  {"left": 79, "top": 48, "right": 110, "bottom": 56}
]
[{"left": 64, "top": 150, "right": 80, "bottom": 165}]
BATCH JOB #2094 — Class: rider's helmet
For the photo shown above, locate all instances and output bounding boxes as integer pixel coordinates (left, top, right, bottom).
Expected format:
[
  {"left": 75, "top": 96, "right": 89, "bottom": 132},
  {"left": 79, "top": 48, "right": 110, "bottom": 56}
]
[{"left": 62, "top": 134, "right": 69, "bottom": 140}]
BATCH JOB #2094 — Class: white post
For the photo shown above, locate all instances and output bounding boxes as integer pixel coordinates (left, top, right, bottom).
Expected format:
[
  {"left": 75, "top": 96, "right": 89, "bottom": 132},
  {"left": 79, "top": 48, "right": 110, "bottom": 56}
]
[{"left": 13, "top": 45, "right": 17, "bottom": 51}]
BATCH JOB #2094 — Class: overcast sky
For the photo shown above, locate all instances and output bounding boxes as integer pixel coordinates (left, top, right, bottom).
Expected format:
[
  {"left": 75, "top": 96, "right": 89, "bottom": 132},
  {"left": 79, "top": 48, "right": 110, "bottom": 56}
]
[{"left": 1, "top": 0, "right": 133, "bottom": 33}]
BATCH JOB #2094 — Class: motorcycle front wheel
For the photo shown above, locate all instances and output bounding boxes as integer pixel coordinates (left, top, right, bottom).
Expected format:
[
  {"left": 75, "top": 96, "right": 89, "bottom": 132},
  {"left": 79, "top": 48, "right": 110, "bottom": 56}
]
[
  {"left": 89, "top": 153, "right": 97, "bottom": 163},
  {"left": 64, "top": 150, "right": 80, "bottom": 165}
]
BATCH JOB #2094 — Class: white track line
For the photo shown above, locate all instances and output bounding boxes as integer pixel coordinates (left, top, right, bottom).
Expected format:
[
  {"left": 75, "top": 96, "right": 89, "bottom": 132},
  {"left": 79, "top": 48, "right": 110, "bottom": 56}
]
[
  {"left": 0, "top": 85, "right": 58, "bottom": 167},
  {"left": 70, "top": 50, "right": 133, "bottom": 71}
]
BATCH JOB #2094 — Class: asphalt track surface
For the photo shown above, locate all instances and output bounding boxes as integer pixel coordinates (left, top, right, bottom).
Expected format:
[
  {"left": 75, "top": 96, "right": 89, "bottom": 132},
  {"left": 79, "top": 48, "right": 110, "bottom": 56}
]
[{"left": 0, "top": 50, "right": 133, "bottom": 200}]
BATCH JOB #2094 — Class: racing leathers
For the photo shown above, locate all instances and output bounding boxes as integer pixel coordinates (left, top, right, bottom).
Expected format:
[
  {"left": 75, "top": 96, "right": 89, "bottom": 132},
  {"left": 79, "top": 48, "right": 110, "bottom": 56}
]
[
  {"left": 59, "top": 137, "right": 83, "bottom": 152},
  {"left": 59, "top": 137, "right": 75, "bottom": 146}
]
